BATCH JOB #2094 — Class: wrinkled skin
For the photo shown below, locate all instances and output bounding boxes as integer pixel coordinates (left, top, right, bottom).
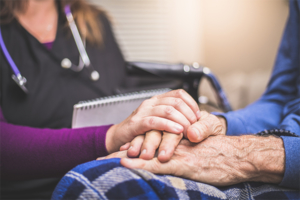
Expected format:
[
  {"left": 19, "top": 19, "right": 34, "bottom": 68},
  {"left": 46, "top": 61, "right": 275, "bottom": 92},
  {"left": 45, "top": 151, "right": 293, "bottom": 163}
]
[{"left": 101, "top": 135, "right": 285, "bottom": 186}]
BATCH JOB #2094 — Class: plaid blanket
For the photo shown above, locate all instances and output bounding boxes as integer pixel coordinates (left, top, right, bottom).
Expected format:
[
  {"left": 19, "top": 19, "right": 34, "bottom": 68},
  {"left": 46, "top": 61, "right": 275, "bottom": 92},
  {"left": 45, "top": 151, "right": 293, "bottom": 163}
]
[{"left": 52, "top": 158, "right": 300, "bottom": 200}]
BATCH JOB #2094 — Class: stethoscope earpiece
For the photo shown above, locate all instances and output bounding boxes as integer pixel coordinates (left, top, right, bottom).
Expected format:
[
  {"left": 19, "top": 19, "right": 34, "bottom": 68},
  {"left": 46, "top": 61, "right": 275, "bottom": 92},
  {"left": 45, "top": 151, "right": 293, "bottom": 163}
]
[
  {"left": 61, "top": 58, "right": 72, "bottom": 69},
  {"left": 91, "top": 71, "right": 100, "bottom": 81},
  {"left": 61, "top": 57, "right": 99, "bottom": 81},
  {"left": 63, "top": 5, "right": 100, "bottom": 81}
]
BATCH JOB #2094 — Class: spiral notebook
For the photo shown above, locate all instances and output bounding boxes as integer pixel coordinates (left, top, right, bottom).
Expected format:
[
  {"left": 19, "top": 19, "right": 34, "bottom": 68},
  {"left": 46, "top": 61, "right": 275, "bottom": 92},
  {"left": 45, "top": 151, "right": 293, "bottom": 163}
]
[{"left": 72, "top": 88, "right": 171, "bottom": 128}]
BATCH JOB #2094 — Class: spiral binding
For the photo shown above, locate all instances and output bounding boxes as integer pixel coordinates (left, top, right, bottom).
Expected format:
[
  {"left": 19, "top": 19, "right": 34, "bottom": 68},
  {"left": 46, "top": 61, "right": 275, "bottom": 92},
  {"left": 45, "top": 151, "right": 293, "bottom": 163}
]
[{"left": 74, "top": 88, "right": 172, "bottom": 110}]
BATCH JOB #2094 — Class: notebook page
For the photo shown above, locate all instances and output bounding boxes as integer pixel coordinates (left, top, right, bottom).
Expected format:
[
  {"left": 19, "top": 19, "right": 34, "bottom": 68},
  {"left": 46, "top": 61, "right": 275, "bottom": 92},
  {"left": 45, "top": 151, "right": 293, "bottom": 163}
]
[{"left": 72, "top": 88, "right": 171, "bottom": 128}]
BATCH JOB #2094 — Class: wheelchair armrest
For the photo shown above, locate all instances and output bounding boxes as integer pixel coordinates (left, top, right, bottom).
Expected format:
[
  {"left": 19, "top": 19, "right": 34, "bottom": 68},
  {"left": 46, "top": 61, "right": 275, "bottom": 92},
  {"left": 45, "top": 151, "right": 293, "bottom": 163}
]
[{"left": 126, "top": 61, "right": 204, "bottom": 78}]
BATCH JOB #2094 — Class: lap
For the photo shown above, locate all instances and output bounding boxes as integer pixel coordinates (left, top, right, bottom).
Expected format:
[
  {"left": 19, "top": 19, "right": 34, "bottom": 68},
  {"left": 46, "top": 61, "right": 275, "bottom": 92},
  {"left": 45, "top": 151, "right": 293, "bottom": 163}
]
[{"left": 52, "top": 158, "right": 300, "bottom": 200}]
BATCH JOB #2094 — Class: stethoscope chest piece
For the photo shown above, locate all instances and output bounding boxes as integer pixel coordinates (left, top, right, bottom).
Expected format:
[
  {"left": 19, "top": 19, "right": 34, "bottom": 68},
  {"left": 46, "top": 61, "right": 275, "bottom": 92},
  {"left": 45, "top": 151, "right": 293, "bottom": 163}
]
[{"left": 12, "top": 74, "right": 28, "bottom": 93}]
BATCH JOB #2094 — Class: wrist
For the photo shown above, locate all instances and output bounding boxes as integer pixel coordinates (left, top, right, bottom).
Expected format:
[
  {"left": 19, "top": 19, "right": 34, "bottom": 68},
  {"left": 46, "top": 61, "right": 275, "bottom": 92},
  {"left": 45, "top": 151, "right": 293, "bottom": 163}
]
[
  {"left": 105, "top": 124, "right": 117, "bottom": 154},
  {"left": 217, "top": 116, "right": 227, "bottom": 135}
]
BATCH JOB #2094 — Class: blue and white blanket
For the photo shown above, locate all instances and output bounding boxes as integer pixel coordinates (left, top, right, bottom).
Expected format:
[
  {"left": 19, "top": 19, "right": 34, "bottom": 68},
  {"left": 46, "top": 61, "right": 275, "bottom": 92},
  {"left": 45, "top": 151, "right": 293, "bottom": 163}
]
[{"left": 52, "top": 158, "right": 300, "bottom": 200}]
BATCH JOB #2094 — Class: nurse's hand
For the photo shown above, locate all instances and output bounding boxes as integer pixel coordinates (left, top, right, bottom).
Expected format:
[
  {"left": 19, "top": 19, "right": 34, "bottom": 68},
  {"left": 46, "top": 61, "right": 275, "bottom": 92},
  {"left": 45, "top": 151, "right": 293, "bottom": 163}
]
[
  {"left": 105, "top": 89, "right": 200, "bottom": 154},
  {"left": 120, "top": 130, "right": 183, "bottom": 163}
]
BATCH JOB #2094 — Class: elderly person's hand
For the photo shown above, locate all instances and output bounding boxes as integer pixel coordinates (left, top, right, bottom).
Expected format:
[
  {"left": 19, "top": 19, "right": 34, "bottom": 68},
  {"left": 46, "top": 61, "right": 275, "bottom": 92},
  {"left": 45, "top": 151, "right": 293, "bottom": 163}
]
[
  {"left": 120, "top": 110, "right": 226, "bottom": 163},
  {"left": 105, "top": 89, "right": 200, "bottom": 154},
  {"left": 105, "top": 135, "right": 285, "bottom": 186},
  {"left": 187, "top": 111, "right": 227, "bottom": 142}
]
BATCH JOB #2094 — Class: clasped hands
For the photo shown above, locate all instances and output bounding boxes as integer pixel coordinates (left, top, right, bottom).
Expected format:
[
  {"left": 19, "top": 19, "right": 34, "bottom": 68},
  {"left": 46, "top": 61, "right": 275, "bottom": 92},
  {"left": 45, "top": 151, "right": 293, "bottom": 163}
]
[
  {"left": 119, "top": 108, "right": 226, "bottom": 163},
  {"left": 101, "top": 89, "right": 284, "bottom": 186},
  {"left": 105, "top": 89, "right": 226, "bottom": 159}
]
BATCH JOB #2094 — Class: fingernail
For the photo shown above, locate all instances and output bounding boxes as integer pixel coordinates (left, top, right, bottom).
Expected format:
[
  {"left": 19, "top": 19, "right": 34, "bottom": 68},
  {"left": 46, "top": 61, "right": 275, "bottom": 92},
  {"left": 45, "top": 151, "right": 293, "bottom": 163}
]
[
  {"left": 174, "top": 124, "right": 183, "bottom": 132},
  {"left": 196, "top": 110, "right": 201, "bottom": 119},
  {"left": 97, "top": 156, "right": 106, "bottom": 160},
  {"left": 159, "top": 150, "right": 166, "bottom": 156},
  {"left": 129, "top": 146, "right": 133, "bottom": 150},
  {"left": 192, "top": 127, "right": 200, "bottom": 141},
  {"left": 141, "top": 149, "right": 147, "bottom": 154}
]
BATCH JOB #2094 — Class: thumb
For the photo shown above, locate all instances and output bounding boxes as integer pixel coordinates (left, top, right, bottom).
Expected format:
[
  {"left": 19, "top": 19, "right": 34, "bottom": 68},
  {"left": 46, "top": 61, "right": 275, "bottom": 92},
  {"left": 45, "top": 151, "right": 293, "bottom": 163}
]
[
  {"left": 187, "top": 111, "right": 223, "bottom": 143},
  {"left": 187, "top": 120, "right": 211, "bottom": 143}
]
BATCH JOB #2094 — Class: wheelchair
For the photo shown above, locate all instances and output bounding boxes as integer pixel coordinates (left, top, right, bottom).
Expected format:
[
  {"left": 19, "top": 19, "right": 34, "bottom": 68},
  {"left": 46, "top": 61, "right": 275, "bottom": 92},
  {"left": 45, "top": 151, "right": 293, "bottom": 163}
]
[{"left": 125, "top": 61, "right": 232, "bottom": 113}]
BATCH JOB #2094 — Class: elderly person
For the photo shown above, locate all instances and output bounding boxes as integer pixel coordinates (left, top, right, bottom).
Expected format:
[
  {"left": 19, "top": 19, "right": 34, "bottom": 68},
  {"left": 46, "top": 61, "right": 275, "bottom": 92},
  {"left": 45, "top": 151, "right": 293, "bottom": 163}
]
[{"left": 52, "top": 0, "right": 299, "bottom": 199}]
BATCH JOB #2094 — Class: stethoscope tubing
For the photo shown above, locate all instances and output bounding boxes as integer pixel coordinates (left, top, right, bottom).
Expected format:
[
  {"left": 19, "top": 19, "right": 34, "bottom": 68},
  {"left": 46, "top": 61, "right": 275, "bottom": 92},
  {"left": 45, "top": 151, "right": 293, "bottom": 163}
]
[
  {"left": 64, "top": 5, "right": 91, "bottom": 68},
  {"left": 0, "top": 26, "right": 28, "bottom": 93},
  {"left": 0, "top": 27, "right": 21, "bottom": 78}
]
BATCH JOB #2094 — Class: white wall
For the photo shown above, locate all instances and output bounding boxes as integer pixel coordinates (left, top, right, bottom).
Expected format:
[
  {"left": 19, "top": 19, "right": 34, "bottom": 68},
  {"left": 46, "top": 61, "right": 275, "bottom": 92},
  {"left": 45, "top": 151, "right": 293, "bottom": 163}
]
[
  {"left": 89, "top": 0, "right": 288, "bottom": 110},
  {"left": 89, "top": 0, "right": 204, "bottom": 63},
  {"left": 200, "top": 0, "right": 288, "bottom": 109}
]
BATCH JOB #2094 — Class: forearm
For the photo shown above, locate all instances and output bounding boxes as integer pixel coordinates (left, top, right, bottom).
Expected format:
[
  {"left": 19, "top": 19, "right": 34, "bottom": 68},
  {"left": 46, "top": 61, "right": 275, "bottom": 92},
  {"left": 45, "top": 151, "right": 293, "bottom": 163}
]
[
  {"left": 204, "top": 115, "right": 285, "bottom": 184},
  {"left": 1, "top": 122, "right": 110, "bottom": 180},
  {"left": 235, "top": 135, "right": 285, "bottom": 184}
]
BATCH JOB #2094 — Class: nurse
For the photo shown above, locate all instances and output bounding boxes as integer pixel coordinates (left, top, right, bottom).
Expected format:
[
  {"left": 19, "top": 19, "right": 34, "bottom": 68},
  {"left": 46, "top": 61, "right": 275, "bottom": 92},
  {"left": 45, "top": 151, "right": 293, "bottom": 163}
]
[{"left": 0, "top": 0, "right": 201, "bottom": 199}]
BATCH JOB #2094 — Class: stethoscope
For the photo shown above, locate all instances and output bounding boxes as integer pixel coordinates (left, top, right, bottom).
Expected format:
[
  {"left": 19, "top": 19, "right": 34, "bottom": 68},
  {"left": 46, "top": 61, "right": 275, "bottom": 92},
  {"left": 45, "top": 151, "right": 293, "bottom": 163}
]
[{"left": 0, "top": 5, "right": 100, "bottom": 94}]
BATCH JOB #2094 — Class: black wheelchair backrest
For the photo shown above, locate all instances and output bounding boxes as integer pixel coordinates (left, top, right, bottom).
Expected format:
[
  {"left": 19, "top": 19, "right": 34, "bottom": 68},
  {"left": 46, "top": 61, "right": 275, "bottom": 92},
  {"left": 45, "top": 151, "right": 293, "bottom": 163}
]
[{"left": 126, "top": 61, "right": 232, "bottom": 112}]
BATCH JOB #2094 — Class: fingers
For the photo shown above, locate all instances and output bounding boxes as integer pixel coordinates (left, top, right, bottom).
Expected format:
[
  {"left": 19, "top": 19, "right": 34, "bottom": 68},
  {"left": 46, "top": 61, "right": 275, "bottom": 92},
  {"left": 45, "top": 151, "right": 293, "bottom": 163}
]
[
  {"left": 97, "top": 150, "right": 128, "bottom": 160},
  {"left": 120, "top": 142, "right": 131, "bottom": 151},
  {"left": 109, "top": 89, "right": 200, "bottom": 153},
  {"left": 139, "top": 130, "right": 162, "bottom": 160},
  {"left": 158, "top": 89, "right": 201, "bottom": 120},
  {"left": 187, "top": 111, "right": 212, "bottom": 142},
  {"left": 120, "top": 157, "right": 173, "bottom": 175},
  {"left": 127, "top": 135, "right": 145, "bottom": 158},
  {"left": 157, "top": 132, "right": 183, "bottom": 163},
  {"left": 133, "top": 116, "right": 184, "bottom": 135},
  {"left": 187, "top": 111, "right": 225, "bottom": 143},
  {"left": 154, "top": 97, "right": 197, "bottom": 124},
  {"left": 129, "top": 130, "right": 182, "bottom": 162},
  {"left": 148, "top": 105, "right": 191, "bottom": 134}
]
